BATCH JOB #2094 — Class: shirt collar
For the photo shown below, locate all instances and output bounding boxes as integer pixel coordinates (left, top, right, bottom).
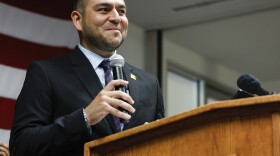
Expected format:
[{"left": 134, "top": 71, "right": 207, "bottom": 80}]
[{"left": 78, "top": 43, "right": 117, "bottom": 70}]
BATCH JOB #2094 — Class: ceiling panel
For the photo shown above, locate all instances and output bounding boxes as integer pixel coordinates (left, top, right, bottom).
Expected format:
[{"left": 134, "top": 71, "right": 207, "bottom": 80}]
[{"left": 126, "top": 0, "right": 280, "bottom": 30}]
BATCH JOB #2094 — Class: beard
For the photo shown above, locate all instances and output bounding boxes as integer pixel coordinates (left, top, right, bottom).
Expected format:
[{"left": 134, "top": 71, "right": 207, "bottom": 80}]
[{"left": 83, "top": 25, "right": 126, "bottom": 52}]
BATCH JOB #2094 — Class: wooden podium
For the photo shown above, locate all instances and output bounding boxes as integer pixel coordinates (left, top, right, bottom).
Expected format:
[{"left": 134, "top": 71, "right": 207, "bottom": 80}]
[{"left": 84, "top": 95, "right": 280, "bottom": 156}]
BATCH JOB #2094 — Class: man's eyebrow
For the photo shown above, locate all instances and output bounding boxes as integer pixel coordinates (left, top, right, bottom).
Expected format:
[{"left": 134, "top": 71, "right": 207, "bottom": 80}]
[
  {"left": 94, "top": 3, "right": 127, "bottom": 9},
  {"left": 118, "top": 4, "right": 127, "bottom": 9},
  {"left": 95, "top": 3, "right": 110, "bottom": 8}
]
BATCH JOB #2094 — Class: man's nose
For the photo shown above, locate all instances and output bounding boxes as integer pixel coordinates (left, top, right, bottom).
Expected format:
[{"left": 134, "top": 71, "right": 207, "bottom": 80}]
[{"left": 108, "top": 9, "right": 121, "bottom": 24}]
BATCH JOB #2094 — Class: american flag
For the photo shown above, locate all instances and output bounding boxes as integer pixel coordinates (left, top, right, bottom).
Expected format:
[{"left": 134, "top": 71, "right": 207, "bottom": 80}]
[{"left": 0, "top": 1, "right": 77, "bottom": 144}]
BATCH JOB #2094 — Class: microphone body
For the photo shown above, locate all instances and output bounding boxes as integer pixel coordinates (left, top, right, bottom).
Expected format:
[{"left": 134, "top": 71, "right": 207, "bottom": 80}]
[
  {"left": 231, "top": 89, "right": 253, "bottom": 99},
  {"left": 112, "top": 66, "right": 128, "bottom": 93},
  {"left": 110, "top": 54, "right": 130, "bottom": 124}
]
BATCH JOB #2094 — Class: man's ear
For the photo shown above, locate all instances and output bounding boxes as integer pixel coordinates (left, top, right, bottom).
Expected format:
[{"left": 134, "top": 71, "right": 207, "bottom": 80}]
[{"left": 71, "top": 11, "right": 83, "bottom": 31}]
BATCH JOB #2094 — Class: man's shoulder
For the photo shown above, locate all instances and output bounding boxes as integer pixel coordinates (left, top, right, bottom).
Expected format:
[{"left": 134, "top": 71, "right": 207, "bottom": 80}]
[
  {"left": 26, "top": 48, "right": 80, "bottom": 74},
  {"left": 32, "top": 53, "right": 70, "bottom": 68},
  {"left": 30, "top": 47, "right": 81, "bottom": 68}
]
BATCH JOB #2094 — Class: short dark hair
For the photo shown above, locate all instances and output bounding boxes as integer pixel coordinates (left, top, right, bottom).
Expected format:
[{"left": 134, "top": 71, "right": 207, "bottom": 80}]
[{"left": 72, "top": 0, "right": 86, "bottom": 12}]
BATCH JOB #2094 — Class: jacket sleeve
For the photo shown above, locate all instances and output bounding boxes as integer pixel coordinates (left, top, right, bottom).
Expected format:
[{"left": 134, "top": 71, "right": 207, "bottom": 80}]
[
  {"left": 9, "top": 62, "right": 92, "bottom": 156},
  {"left": 154, "top": 76, "right": 165, "bottom": 120}
]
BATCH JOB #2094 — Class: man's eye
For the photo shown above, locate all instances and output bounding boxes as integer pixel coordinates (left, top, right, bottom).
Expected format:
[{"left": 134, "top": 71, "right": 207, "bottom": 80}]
[
  {"left": 118, "top": 10, "right": 126, "bottom": 15},
  {"left": 98, "top": 8, "right": 109, "bottom": 12}
]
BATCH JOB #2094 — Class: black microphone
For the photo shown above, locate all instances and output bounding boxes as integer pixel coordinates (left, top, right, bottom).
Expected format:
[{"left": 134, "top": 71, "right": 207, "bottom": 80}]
[
  {"left": 231, "top": 89, "right": 253, "bottom": 99},
  {"left": 110, "top": 54, "right": 130, "bottom": 124},
  {"left": 237, "top": 74, "right": 270, "bottom": 96}
]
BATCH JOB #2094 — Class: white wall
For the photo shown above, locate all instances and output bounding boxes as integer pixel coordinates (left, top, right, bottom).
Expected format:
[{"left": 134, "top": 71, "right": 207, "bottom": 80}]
[
  {"left": 263, "top": 80, "right": 280, "bottom": 93},
  {"left": 121, "top": 21, "right": 240, "bottom": 93},
  {"left": 118, "top": 22, "right": 145, "bottom": 70},
  {"left": 162, "top": 37, "right": 240, "bottom": 103},
  {"left": 163, "top": 37, "right": 239, "bottom": 116},
  {"left": 167, "top": 70, "right": 200, "bottom": 116}
]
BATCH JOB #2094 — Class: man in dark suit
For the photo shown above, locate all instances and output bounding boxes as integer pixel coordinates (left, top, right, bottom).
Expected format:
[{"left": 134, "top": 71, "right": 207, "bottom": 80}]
[{"left": 9, "top": 0, "right": 165, "bottom": 155}]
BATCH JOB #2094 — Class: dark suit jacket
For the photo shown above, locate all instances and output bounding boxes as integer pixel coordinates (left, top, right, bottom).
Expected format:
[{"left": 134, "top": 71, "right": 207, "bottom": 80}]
[{"left": 10, "top": 46, "right": 165, "bottom": 156}]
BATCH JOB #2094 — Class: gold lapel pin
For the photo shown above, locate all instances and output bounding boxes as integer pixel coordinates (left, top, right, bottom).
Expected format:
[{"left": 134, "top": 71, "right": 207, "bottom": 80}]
[{"left": 130, "top": 73, "right": 136, "bottom": 80}]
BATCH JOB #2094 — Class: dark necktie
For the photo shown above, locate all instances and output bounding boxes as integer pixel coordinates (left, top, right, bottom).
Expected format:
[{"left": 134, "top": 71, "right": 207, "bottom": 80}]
[{"left": 99, "top": 59, "right": 122, "bottom": 132}]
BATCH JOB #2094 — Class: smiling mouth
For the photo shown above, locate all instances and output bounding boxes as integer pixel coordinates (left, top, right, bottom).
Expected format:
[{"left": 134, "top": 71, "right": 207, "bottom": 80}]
[
  {"left": 106, "top": 27, "right": 120, "bottom": 31},
  {"left": 106, "top": 30, "right": 121, "bottom": 35},
  {"left": 108, "top": 29, "right": 120, "bottom": 31}
]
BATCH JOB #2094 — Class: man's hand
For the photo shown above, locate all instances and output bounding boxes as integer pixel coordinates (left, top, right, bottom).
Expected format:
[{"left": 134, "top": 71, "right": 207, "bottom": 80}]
[
  {"left": 0, "top": 142, "right": 9, "bottom": 156},
  {"left": 84, "top": 80, "right": 135, "bottom": 125}
]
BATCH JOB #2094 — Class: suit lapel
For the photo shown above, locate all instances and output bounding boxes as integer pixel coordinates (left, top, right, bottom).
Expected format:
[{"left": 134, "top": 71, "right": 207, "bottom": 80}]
[
  {"left": 123, "top": 64, "right": 139, "bottom": 129},
  {"left": 70, "top": 47, "right": 139, "bottom": 133},
  {"left": 70, "top": 47, "right": 117, "bottom": 133},
  {"left": 70, "top": 47, "right": 103, "bottom": 99}
]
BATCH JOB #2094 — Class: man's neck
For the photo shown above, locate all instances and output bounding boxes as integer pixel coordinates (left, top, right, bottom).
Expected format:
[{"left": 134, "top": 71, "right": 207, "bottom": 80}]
[{"left": 80, "top": 43, "right": 114, "bottom": 58}]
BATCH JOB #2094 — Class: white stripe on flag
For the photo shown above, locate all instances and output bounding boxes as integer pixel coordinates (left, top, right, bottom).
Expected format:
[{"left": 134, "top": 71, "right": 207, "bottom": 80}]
[
  {"left": 0, "top": 64, "right": 26, "bottom": 100},
  {"left": 0, "top": 2, "right": 78, "bottom": 48},
  {"left": 0, "top": 128, "right": 10, "bottom": 144}
]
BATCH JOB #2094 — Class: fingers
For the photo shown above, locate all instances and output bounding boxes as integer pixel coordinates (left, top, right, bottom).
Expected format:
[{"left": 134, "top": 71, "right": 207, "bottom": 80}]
[
  {"left": 0, "top": 142, "right": 9, "bottom": 156},
  {"left": 0, "top": 142, "right": 9, "bottom": 149},
  {"left": 85, "top": 80, "right": 135, "bottom": 125},
  {"left": 106, "top": 97, "right": 135, "bottom": 113},
  {"left": 98, "top": 91, "right": 135, "bottom": 120},
  {"left": 106, "top": 89, "right": 134, "bottom": 104},
  {"left": 103, "top": 80, "right": 134, "bottom": 104},
  {"left": 104, "top": 80, "right": 129, "bottom": 91},
  {"left": 108, "top": 107, "right": 132, "bottom": 120}
]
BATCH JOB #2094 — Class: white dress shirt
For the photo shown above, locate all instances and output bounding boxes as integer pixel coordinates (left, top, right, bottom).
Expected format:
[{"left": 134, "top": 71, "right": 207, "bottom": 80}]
[{"left": 78, "top": 43, "right": 117, "bottom": 87}]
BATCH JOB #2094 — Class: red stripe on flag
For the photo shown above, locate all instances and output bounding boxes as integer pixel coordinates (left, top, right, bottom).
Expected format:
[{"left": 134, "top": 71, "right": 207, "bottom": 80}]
[
  {"left": 0, "top": 34, "right": 71, "bottom": 69},
  {"left": 0, "top": 97, "right": 15, "bottom": 129},
  {"left": 0, "top": 1, "right": 72, "bottom": 20}
]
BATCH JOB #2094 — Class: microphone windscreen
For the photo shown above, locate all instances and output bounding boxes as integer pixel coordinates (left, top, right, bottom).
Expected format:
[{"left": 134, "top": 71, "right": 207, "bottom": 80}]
[
  {"left": 110, "top": 54, "right": 125, "bottom": 67},
  {"left": 237, "top": 74, "right": 261, "bottom": 94}
]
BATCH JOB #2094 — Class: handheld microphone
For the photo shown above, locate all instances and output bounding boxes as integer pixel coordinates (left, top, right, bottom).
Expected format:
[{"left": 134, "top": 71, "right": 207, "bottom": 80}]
[
  {"left": 110, "top": 54, "right": 130, "bottom": 124},
  {"left": 237, "top": 74, "right": 269, "bottom": 96}
]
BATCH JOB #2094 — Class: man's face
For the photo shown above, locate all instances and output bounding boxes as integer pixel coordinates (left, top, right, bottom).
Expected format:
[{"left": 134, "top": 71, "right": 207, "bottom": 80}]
[{"left": 80, "top": 0, "right": 128, "bottom": 53}]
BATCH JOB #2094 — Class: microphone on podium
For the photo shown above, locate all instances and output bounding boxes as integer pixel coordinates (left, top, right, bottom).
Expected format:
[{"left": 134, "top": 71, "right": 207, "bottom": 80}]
[
  {"left": 237, "top": 74, "right": 271, "bottom": 96},
  {"left": 232, "top": 74, "right": 276, "bottom": 99},
  {"left": 231, "top": 89, "right": 253, "bottom": 99}
]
